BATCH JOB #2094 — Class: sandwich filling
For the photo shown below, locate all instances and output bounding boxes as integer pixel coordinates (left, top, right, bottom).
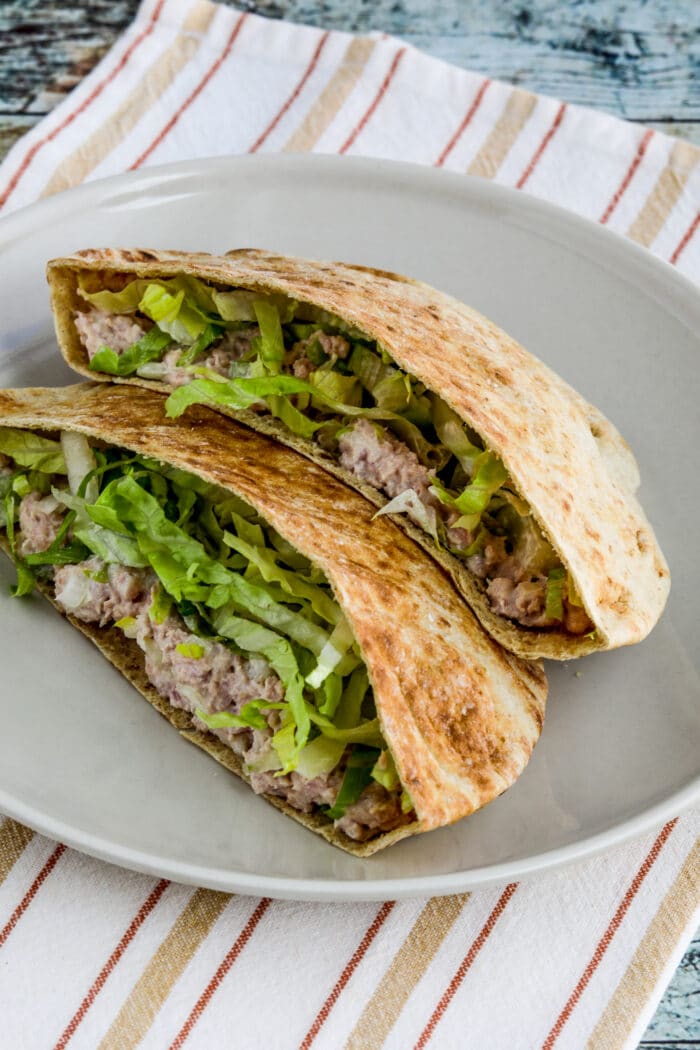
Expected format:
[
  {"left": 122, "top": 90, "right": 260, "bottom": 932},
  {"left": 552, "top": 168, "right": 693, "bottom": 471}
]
[
  {"left": 0, "top": 428, "right": 414, "bottom": 842},
  {"left": 74, "top": 274, "right": 593, "bottom": 636}
]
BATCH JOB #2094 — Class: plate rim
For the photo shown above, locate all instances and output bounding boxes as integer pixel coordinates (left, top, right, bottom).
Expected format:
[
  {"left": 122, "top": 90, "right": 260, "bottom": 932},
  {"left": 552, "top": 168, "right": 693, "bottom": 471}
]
[
  {"left": 0, "top": 777, "right": 696, "bottom": 902},
  {"left": 0, "top": 152, "right": 698, "bottom": 901}
]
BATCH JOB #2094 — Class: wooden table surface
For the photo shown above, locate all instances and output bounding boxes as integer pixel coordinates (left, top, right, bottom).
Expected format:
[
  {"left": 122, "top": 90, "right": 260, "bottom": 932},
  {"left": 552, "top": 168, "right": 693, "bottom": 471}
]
[{"left": 0, "top": 2, "right": 698, "bottom": 1045}]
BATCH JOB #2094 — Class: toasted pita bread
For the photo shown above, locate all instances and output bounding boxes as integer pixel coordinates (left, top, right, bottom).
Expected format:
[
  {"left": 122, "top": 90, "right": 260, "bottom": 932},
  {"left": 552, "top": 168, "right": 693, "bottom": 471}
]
[
  {"left": 47, "top": 248, "right": 670, "bottom": 659},
  {"left": 0, "top": 384, "right": 546, "bottom": 855}
]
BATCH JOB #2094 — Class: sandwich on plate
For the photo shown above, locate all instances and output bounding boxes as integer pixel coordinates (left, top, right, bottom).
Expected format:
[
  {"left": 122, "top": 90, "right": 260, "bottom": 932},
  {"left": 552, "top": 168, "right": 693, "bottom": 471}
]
[
  {"left": 0, "top": 384, "right": 546, "bottom": 855},
  {"left": 48, "top": 248, "right": 670, "bottom": 660}
]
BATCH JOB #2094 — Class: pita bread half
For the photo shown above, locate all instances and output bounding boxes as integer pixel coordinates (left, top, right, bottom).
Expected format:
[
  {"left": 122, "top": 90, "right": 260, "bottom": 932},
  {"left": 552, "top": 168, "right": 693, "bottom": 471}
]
[
  {"left": 47, "top": 248, "right": 670, "bottom": 659},
  {"left": 0, "top": 384, "right": 547, "bottom": 856}
]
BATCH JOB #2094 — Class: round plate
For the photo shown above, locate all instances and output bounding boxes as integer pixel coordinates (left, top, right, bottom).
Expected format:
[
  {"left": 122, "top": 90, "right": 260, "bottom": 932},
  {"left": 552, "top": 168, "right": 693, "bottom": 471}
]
[{"left": 0, "top": 155, "right": 698, "bottom": 902}]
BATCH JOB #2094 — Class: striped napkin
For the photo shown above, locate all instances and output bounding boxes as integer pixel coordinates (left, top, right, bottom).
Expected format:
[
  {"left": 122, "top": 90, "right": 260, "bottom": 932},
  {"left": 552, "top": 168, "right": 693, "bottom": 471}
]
[{"left": 0, "top": 2, "right": 698, "bottom": 1047}]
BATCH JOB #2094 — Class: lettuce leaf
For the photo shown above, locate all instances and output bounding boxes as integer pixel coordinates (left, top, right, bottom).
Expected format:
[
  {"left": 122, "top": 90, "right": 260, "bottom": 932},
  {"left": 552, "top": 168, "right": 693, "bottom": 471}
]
[
  {"left": 430, "top": 452, "right": 508, "bottom": 533},
  {"left": 325, "top": 745, "right": 380, "bottom": 819},
  {"left": 195, "top": 698, "right": 286, "bottom": 732},
  {"left": 0, "top": 430, "right": 66, "bottom": 474},
  {"left": 334, "top": 667, "right": 370, "bottom": 729},
  {"left": 212, "top": 289, "right": 296, "bottom": 323},
  {"left": 308, "top": 368, "right": 362, "bottom": 408},
  {"left": 53, "top": 488, "right": 148, "bottom": 568},
  {"left": 371, "top": 749, "right": 400, "bottom": 791},
  {"left": 176, "top": 324, "right": 223, "bottom": 367},
  {"left": 89, "top": 326, "right": 173, "bottom": 377},
  {"left": 223, "top": 527, "right": 341, "bottom": 624},
  {"left": 545, "top": 567, "right": 566, "bottom": 621},
  {"left": 253, "top": 301, "right": 285, "bottom": 374},
  {"left": 79, "top": 275, "right": 218, "bottom": 318},
  {"left": 295, "top": 734, "right": 346, "bottom": 779},
  {"left": 306, "top": 616, "right": 359, "bottom": 688},
  {"left": 431, "top": 395, "right": 483, "bottom": 476},
  {"left": 165, "top": 374, "right": 312, "bottom": 415}
]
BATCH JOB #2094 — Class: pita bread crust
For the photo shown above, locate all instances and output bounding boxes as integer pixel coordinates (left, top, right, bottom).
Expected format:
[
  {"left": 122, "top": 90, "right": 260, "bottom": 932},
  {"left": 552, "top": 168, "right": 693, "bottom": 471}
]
[
  {"left": 0, "top": 384, "right": 546, "bottom": 853},
  {"left": 47, "top": 248, "right": 669, "bottom": 658}
]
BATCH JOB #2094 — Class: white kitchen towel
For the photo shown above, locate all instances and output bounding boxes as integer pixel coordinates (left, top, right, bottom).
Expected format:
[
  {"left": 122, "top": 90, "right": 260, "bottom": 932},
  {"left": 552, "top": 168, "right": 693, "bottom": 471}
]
[{"left": 0, "top": 2, "right": 698, "bottom": 1049}]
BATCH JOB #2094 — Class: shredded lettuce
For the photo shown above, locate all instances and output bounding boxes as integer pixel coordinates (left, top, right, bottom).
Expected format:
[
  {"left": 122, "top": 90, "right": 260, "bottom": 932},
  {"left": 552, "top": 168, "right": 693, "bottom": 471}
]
[
  {"left": 567, "top": 572, "right": 583, "bottom": 608},
  {"left": 176, "top": 641, "right": 205, "bottom": 659},
  {"left": 212, "top": 289, "right": 296, "bottom": 324},
  {"left": 325, "top": 745, "right": 380, "bottom": 819},
  {"left": 308, "top": 368, "right": 362, "bottom": 408},
  {"left": 295, "top": 734, "right": 346, "bottom": 779},
  {"left": 253, "top": 301, "right": 285, "bottom": 374},
  {"left": 0, "top": 429, "right": 400, "bottom": 796},
  {"left": 176, "top": 324, "right": 223, "bottom": 367},
  {"left": 293, "top": 303, "right": 367, "bottom": 339},
  {"left": 53, "top": 488, "right": 148, "bottom": 567},
  {"left": 79, "top": 275, "right": 218, "bottom": 322},
  {"left": 222, "top": 527, "right": 341, "bottom": 625},
  {"left": 335, "top": 668, "right": 370, "bottom": 729},
  {"left": 371, "top": 750, "right": 400, "bottom": 792},
  {"left": 165, "top": 374, "right": 311, "bottom": 414},
  {"left": 545, "top": 567, "right": 566, "bottom": 621},
  {"left": 431, "top": 396, "right": 483, "bottom": 475},
  {"left": 430, "top": 452, "right": 508, "bottom": 533},
  {"left": 306, "top": 617, "right": 359, "bottom": 688}
]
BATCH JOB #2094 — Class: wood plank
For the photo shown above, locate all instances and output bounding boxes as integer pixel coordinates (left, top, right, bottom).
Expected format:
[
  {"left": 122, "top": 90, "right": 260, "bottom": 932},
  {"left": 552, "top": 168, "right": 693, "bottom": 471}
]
[{"left": 1, "top": 0, "right": 699, "bottom": 122}]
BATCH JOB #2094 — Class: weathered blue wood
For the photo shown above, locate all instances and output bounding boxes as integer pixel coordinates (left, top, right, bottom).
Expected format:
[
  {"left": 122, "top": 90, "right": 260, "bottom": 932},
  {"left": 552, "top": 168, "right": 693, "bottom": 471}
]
[
  {"left": 0, "top": 2, "right": 698, "bottom": 1046},
  {"left": 641, "top": 930, "right": 700, "bottom": 1044},
  {"left": 1, "top": 0, "right": 699, "bottom": 123}
]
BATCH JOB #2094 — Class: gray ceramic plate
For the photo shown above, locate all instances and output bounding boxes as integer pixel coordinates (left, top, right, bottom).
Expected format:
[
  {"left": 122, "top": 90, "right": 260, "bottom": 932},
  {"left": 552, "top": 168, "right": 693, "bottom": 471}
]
[{"left": 0, "top": 155, "right": 697, "bottom": 901}]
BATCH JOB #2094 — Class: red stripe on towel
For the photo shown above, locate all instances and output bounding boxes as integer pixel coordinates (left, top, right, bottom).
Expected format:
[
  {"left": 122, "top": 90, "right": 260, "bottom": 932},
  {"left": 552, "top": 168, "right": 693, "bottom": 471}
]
[
  {"left": 169, "top": 897, "right": 272, "bottom": 1050},
  {"left": 434, "top": 79, "right": 491, "bottom": 168},
  {"left": 541, "top": 819, "right": 677, "bottom": 1049},
  {"left": 338, "top": 49, "right": 406, "bottom": 154},
  {"left": 54, "top": 878, "right": 170, "bottom": 1049},
  {"left": 516, "top": 103, "right": 567, "bottom": 189},
  {"left": 249, "top": 32, "right": 331, "bottom": 152},
  {"left": 300, "top": 901, "right": 396, "bottom": 1049},
  {"left": 130, "top": 13, "right": 248, "bottom": 169},
  {"left": 600, "top": 129, "right": 655, "bottom": 224},
  {"left": 414, "top": 884, "right": 518, "bottom": 1049},
  {"left": 0, "top": 0, "right": 166, "bottom": 208}
]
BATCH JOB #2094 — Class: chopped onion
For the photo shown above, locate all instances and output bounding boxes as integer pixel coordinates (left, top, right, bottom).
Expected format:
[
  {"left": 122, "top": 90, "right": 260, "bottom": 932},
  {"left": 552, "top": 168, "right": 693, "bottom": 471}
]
[
  {"left": 60, "top": 432, "right": 98, "bottom": 503},
  {"left": 373, "top": 488, "right": 440, "bottom": 543}
]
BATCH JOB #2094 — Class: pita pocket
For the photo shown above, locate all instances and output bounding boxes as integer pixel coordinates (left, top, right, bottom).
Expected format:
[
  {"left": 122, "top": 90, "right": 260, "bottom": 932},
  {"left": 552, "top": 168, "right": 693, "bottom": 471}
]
[
  {"left": 0, "top": 384, "right": 546, "bottom": 855},
  {"left": 47, "top": 248, "right": 670, "bottom": 659}
]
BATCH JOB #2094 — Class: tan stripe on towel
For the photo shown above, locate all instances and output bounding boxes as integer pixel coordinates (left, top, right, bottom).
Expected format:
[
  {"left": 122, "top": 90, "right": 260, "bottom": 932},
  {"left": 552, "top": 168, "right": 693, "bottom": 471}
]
[
  {"left": 344, "top": 894, "right": 468, "bottom": 1050},
  {"left": 587, "top": 838, "right": 700, "bottom": 1050},
  {"left": 283, "top": 36, "right": 377, "bottom": 152},
  {"left": 626, "top": 139, "right": 700, "bottom": 247},
  {"left": 467, "top": 88, "right": 537, "bottom": 179},
  {"left": 0, "top": 819, "right": 34, "bottom": 886},
  {"left": 98, "top": 887, "right": 230, "bottom": 1050},
  {"left": 40, "top": 0, "right": 217, "bottom": 198}
]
